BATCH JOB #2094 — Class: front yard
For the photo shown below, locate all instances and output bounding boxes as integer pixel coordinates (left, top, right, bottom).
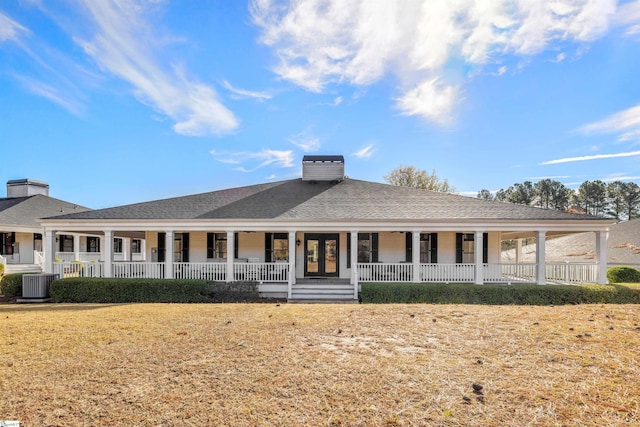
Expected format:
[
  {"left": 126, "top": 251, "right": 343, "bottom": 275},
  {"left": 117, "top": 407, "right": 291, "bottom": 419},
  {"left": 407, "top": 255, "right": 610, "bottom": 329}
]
[{"left": 1, "top": 303, "right": 639, "bottom": 426}]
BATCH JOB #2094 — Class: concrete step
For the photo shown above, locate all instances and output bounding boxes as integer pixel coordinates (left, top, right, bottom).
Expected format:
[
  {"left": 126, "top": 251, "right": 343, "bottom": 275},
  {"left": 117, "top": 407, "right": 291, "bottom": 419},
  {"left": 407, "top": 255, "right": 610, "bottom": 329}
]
[{"left": 289, "top": 282, "right": 357, "bottom": 302}]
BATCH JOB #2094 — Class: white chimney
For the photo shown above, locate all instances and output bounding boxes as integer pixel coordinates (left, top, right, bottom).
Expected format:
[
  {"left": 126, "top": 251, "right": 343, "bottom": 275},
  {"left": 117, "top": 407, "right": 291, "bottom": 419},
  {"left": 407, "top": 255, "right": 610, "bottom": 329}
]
[
  {"left": 7, "top": 179, "right": 50, "bottom": 197},
  {"left": 302, "top": 155, "right": 345, "bottom": 182}
]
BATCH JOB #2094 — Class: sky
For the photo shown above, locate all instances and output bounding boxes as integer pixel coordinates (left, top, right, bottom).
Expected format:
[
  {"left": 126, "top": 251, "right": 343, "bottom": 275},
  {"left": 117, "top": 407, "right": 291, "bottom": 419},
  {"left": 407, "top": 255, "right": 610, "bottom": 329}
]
[{"left": 1, "top": 0, "right": 640, "bottom": 209}]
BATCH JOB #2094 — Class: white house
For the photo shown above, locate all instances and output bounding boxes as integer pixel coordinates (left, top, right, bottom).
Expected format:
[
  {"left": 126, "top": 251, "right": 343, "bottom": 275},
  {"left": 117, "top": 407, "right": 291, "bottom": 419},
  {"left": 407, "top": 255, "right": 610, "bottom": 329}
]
[{"left": 40, "top": 156, "right": 613, "bottom": 301}]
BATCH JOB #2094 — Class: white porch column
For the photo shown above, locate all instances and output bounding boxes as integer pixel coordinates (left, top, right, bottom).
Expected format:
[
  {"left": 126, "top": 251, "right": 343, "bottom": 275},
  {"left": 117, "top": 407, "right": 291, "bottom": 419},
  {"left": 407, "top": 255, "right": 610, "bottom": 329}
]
[
  {"left": 596, "top": 231, "right": 609, "bottom": 284},
  {"left": 288, "top": 231, "right": 296, "bottom": 298},
  {"left": 104, "top": 230, "right": 113, "bottom": 278},
  {"left": 165, "top": 230, "right": 174, "bottom": 279},
  {"left": 536, "top": 231, "right": 546, "bottom": 285},
  {"left": 122, "top": 238, "right": 130, "bottom": 262},
  {"left": 350, "top": 231, "right": 359, "bottom": 298},
  {"left": 515, "top": 238, "right": 523, "bottom": 264},
  {"left": 226, "top": 230, "right": 234, "bottom": 282},
  {"left": 412, "top": 231, "right": 421, "bottom": 283},
  {"left": 44, "top": 230, "right": 56, "bottom": 274},
  {"left": 73, "top": 235, "right": 80, "bottom": 261},
  {"left": 474, "top": 231, "right": 484, "bottom": 284}
]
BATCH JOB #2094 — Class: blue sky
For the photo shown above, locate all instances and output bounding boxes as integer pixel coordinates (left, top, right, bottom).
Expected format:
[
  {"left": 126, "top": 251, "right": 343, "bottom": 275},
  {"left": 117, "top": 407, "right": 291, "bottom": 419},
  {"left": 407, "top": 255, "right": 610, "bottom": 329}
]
[{"left": 1, "top": 0, "right": 640, "bottom": 209}]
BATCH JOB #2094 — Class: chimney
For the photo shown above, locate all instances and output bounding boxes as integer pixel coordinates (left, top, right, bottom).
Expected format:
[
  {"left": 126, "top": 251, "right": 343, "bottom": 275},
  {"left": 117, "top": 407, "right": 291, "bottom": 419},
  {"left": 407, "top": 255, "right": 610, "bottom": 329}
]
[
  {"left": 6, "top": 179, "right": 50, "bottom": 197},
  {"left": 302, "top": 155, "right": 345, "bottom": 182}
]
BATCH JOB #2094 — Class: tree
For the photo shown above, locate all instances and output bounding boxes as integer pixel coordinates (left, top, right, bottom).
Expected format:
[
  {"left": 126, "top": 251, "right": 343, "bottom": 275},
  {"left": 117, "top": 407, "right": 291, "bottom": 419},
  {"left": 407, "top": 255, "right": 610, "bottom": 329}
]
[
  {"left": 574, "top": 180, "right": 607, "bottom": 216},
  {"left": 606, "top": 181, "right": 626, "bottom": 220},
  {"left": 621, "top": 182, "right": 640, "bottom": 220},
  {"left": 495, "top": 181, "right": 535, "bottom": 205},
  {"left": 534, "top": 179, "right": 572, "bottom": 211},
  {"left": 384, "top": 166, "right": 456, "bottom": 193},
  {"left": 477, "top": 189, "right": 493, "bottom": 200}
]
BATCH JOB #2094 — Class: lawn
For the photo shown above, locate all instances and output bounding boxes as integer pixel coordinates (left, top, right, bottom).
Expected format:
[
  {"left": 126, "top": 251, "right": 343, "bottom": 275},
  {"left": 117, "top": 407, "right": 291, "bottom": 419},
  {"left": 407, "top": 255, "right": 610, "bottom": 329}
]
[{"left": 1, "top": 303, "right": 639, "bottom": 426}]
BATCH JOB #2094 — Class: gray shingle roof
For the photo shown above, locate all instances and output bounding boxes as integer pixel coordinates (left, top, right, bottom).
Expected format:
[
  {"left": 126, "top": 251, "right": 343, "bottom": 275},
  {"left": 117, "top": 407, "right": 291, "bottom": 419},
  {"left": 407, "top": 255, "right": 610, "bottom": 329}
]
[
  {"left": 48, "top": 178, "right": 605, "bottom": 222},
  {"left": 0, "top": 195, "right": 91, "bottom": 227}
]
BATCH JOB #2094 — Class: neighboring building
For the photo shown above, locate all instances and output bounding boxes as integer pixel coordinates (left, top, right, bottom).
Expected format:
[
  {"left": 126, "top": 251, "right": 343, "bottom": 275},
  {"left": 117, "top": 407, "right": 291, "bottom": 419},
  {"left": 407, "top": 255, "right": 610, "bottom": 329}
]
[{"left": 41, "top": 156, "right": 613, "bottom": 301}]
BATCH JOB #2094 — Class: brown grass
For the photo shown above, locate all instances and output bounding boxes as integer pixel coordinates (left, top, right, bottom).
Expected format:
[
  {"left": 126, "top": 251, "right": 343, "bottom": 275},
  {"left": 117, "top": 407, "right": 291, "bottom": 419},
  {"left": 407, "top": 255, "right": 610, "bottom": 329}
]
[{"left": 1, "top": 303, "right": 639, "bottom": 426}]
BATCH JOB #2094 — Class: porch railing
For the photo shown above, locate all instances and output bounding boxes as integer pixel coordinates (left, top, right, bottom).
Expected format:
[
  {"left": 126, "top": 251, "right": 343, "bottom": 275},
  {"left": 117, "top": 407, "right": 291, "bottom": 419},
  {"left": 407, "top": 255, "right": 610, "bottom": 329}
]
[
  {"left": 421, "top": 263, "right": 476, "bottom": 283},
  {"left": 53, "top": 261, "right": 104, "bottom": 278},
  {"left": 546, "top": 263, "right": 597, "bottom": 284},
  {"left": 356, "top": 262, "right": 414, "bottom": 282},
  {"left": 113, "top": 262, "right": 164, "bottom": 279},
  {"left": 174, "top": 262, "right": 226, "bottom": 281},
  {"left": 34, "top": 251, "right": 45, "bottom": 269},
  {"left": 485, "top": 263, "right": 537, "bottom": 284},
  {"left": 234, "top": 262, "right": 290, "bottom": 282}
]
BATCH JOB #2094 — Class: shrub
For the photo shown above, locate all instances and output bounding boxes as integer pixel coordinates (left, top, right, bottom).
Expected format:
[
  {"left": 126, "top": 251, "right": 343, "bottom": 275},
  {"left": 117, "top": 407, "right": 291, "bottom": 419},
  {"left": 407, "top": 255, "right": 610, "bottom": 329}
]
[
  {"left": 0, "top": 263, "right": 4, "bottom": 278},
  {"left": 360, "top": 282, "right": 640, "bottom": 305},
  {"left": 49, "top": 278, "right": 262, "bottom": 303},
  {"left": 607, "top": 266, "right": 640, "bottom": 283},
  {"left": 0, "top": 273, "right": 31, "bottom": 298}
]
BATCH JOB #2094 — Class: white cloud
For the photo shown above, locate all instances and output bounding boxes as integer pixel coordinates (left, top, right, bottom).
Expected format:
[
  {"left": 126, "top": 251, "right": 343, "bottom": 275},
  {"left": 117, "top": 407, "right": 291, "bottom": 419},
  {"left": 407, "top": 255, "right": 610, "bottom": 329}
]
[
  {"left": 579, "top": 104, "right": 640, "bottom": 142},
  {"left": 15, "top": 76, "right": 85, "bottom": 115},
  {"left": 352, "top": 144, "right": 376, "bottom": 159},
  {"left": 210, "top": 149, "right": 294, "bottom": 172},
  {"left": 614, "top": 0, "right": 640, "bottom": 36},
  {"left": 288, "top": 130, "right": 320, "bottom": 152},
  {"left": 71, "top": 0, "right": 237, "bottom": 135},
  {"left": 223, "top": 80, "right": 272, "bottom": 100},
  {"left": 251, "top": 0, "right": 617, "bottom": 124},
  {"left": 540, "top": 150, "right": 640, "bottom": 165},
  {"left": 0, "top": 12, "right": 29, "bottom": 43},
  {"left": 601, "top": 175, "right": 640, "bottom": 182}
]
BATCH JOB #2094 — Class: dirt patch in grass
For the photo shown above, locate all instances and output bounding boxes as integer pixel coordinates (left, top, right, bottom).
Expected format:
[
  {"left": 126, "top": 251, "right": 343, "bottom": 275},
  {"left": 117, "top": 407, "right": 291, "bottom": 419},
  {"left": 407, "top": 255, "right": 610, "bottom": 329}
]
[{"left": 1, "top": 303, "right": 639, "bottom": 426}]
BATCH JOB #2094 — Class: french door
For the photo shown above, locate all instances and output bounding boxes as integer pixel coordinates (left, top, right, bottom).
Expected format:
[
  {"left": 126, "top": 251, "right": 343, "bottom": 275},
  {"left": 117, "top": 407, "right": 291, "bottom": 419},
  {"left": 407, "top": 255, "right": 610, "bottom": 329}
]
[{"left": 304, "top": 234, "right": 339, "bottom": 277}]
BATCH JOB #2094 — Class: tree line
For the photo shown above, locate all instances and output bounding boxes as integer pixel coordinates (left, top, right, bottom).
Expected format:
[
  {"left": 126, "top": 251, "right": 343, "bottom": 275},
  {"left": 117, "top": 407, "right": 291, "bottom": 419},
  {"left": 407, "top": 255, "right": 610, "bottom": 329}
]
[
  {"left": 478, "top": 179, "right": 640, "bottom": 220},
  {"left": 383, "top": 166, "right": 640, "bottom": 221}
]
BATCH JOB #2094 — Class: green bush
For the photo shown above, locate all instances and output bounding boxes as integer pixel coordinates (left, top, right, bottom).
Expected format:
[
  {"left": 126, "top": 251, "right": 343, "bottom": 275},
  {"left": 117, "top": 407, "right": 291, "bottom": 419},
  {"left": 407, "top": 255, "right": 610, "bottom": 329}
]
[
  {"left": 0, "top": 273, "right": 31, "bottom": 298},
  {"left": 49, "top": 278, "right": 262, "bottom": 303},
  {"left": 360, "top": 282, "right": 640, "bottom": 305},
  {"left": 0, "top": 263, "right": 4, "bottom": 278},
  {"left": 607, "top": 266, "right": 640, "bottom": 283}
]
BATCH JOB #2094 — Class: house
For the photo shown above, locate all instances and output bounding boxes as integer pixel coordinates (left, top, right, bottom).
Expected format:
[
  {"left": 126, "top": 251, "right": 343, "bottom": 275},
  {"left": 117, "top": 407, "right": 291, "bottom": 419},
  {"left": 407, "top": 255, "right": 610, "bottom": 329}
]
[
  {"left": 40, "top": 156, "right": 614, "bottom": 301},
  {"left": 0, "top": 179, "right": 144, "bottom": 275}
]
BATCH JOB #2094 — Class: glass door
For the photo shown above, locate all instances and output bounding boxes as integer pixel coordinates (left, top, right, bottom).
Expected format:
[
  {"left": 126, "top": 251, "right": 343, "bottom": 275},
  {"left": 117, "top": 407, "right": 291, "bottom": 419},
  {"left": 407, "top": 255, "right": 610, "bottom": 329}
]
[{"left": 304, "top": 234, "right": 339, "bottom": 277}]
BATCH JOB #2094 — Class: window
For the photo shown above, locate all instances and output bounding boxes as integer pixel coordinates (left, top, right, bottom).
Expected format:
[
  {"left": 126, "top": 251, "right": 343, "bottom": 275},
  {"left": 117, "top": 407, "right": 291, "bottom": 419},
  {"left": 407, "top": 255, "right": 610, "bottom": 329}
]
[
  {"left": 173, "top": 233, "right": 189, "bottom": 262},
  {"left": 265, "top": 233, "right": 289, "bottom": 262},
  {"left": 456, "top": 233, "right": 488, "bottom": 264},
  {"left": 1, "top": 232, "right": 15, "bottom": 255},
  {"left": 347, "top": 233, "right": 379, "bottom": 267},
  {"left": 87, "top": 237, "right": 100, "bottom": 253},
  {"left": 132, "top": 239, "right": 142, "bottom": 254},
  {"left": 207, "top": 233, "right": 227, "bottom": 259},
  {"left": 113, "top": 238, "right": 123, "bottom": 253},
  {"left": 59, "top": 234, "right": 74, "bottom": 252},
  {"left": 420, "top": 233, "right": 438, "bottom": 263}
]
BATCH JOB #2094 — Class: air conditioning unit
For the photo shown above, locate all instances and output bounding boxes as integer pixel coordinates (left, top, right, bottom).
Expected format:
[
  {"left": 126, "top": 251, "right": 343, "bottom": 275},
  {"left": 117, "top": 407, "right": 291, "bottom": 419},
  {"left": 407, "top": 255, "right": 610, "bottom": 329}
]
[{"left": 22, "top": 274, "right": 59, "bottom": 299}]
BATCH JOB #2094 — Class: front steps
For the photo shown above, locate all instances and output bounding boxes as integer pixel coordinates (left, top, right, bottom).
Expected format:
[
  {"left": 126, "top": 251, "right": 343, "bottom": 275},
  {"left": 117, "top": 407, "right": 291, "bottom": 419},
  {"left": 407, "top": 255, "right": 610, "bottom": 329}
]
[
  {"left": 3, "top": 264, "right": 43, "bottom": 274},
  {"left": 289, "top": 279, "right": 358, "bottom": 303}
]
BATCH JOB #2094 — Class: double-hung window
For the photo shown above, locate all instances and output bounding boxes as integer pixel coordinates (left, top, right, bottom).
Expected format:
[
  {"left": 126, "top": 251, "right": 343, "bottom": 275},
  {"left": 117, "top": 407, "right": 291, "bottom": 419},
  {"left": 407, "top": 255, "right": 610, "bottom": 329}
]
[
  {"left": 207, "top": 233, "right": 227, "bottom": 259},
  {"left": 87, "top": 236, "right": 100, "bottom": 253},
  {"left": 265, "top": 233, "right": 288, "bottom": 262},
  {"left": 456, "top": 233, "right": 488, "bottom": 263}
]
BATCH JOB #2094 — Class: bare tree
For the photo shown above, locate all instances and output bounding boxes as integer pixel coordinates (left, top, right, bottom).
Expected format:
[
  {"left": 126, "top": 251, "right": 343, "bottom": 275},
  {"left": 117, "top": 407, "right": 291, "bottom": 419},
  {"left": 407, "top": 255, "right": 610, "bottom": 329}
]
[{"left": 384, "top": 166, "right": 456, "bottom": 193}]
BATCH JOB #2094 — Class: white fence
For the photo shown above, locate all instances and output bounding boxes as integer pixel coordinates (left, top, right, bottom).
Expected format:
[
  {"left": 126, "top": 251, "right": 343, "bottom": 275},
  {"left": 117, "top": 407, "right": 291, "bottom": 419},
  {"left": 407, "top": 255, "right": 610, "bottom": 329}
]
[
  {"left": 234, "top": 262, "right": 289, "bottom": 282},
  {"left": 420, "top": 263, "right": 475, "bottom": 283},
  {"left": 546, "top": 263, "right": 597, "bottom": 284},
  {"left": 56, "top": 252, "right": 101, "bottom": 262},
  {"left": 356, "top": 263, "right": 414, "bottom": 282},
  {"left": 174, "top": 262, "right": 226, "bottom": 281},
  {"left": 113, "top": 262, "right": 164, "bottom": 279},
  {"left": 53, "top": 262, "right": 104, "bottom": 278}
]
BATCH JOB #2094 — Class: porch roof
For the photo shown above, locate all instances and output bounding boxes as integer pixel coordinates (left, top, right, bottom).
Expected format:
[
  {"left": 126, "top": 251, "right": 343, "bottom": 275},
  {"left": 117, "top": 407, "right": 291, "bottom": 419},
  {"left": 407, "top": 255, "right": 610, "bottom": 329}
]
[{"left": 44, "top": 178, "right": 609, "bottom": 223}]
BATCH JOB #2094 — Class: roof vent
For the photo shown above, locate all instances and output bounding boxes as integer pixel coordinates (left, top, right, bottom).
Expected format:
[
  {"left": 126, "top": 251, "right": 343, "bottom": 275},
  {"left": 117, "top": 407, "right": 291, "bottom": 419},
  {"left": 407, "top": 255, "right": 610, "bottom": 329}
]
[
  {"left": 302, "top": 155, "right": 345, "bottom": 182},
  {"left": 6, "top": 179, "right": 50, "bottom": 197}
]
